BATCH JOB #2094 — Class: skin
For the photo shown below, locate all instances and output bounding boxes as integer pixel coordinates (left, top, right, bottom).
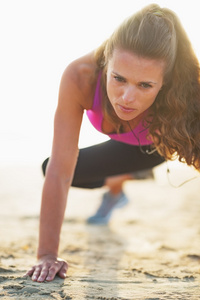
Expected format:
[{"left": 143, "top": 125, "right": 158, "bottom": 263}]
[
  {"left": 25, "top": 49, "right": 165, "bottom": 282},
  {"left": 105, "top": 174, "right": 133, "bottom": 195},
  {"left": 106, "top": 49, "right": 164, "bottom": 127}
]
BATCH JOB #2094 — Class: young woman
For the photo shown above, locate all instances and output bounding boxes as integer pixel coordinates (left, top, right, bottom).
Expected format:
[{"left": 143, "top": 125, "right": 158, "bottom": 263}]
[{"left": 26, "top": 4, "right": 200, "bottom": 282}]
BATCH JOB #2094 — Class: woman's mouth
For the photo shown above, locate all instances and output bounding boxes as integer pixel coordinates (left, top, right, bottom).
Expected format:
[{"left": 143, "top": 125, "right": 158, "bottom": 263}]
[{"left": 118, "top": 104, "right": 135, "bottom": 113}]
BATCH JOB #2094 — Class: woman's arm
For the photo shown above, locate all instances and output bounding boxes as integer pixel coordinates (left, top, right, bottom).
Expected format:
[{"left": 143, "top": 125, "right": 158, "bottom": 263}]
[{"left": 25, "top": 56, "right": 96, "bottom": 282}]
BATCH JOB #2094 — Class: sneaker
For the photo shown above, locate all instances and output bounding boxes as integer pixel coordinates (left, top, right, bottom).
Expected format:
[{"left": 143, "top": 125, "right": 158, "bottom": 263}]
[{"left": 87, "top": 191, "right": 129, "bottom": 225}]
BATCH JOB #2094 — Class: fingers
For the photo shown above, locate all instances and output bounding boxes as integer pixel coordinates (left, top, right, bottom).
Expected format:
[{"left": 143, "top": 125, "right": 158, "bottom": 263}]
[
  {"left": 24, "top": 265, "right": 42, "bottom": 281},
  {"left": 45, "top": 264, "right": 59, "bottom": 282},
  {"left": 25, "top": 259, "right": 68, "bottom": 283},
  {"left": 24, "top": 266, "right": 35, "bottom": 277},
  {"left": 37, "top": 266, "right": 51, "bottom": 282},
  {"left": 32, "top": 265, "right": 45, "bottom": 282},
  {"left": 45, "top": 260, "right": 68, "bottom": 281},
  {"left": 57, "top": 261, "right": 68, "bottom": 279}
]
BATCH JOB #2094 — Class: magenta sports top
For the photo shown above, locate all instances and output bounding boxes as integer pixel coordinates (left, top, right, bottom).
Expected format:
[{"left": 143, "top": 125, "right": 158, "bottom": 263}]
[{"left": 86, "top": 72, "right": 153, "bottom": 146}]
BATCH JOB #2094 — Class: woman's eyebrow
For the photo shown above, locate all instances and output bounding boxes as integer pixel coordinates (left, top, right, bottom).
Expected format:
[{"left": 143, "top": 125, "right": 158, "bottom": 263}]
[
  {"left": 140, "top": 81, "right": 157, "bottom": 85},
  {"left": 112, "top": 71, "right": 124, "bottom": 77},
  {"left": 112, "top": 71, "right": 157, "bottom": 84}
]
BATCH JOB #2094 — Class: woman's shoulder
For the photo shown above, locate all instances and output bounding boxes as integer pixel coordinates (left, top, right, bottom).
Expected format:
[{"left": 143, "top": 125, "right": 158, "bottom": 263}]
[{"left": 61, "top": 51, "right": 99, "bottom": 109}]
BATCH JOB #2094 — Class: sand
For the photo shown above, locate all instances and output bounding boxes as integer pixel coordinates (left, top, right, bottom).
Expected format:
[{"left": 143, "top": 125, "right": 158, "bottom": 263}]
[{"left": 0, "top": 162, "right": 200, "bottom": 299}]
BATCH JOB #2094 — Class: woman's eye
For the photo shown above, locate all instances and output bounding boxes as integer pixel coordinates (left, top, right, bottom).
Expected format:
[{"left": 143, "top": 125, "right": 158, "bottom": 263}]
[
  {"left": 114, "top": 75, "right": 125, "bottom": 82},
  {"left": 140, "top": 82, "right": 152, "bottom": 89}
]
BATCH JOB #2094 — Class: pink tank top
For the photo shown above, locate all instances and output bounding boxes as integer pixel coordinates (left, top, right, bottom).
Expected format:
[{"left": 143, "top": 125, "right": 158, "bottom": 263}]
[{"left": 86, "top": 72, "right": 152, "bottom": 146}]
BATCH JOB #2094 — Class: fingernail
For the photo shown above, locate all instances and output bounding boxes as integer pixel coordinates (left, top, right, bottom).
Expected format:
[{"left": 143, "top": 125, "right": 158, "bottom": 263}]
[
  {"left": 46, "top": 276, "right": 51, "bottom": 281},
  {"left": 32, "top": 276, "right": 37, "bottom": 281}
]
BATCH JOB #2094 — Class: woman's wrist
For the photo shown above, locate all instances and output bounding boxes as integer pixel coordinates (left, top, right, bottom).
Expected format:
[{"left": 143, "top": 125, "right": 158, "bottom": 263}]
[{"left": 37, "top": 249, "right": 58, "bottom": 260}]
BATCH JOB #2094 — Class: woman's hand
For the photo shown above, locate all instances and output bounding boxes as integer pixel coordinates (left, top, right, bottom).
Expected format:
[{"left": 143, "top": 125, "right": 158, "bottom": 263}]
[{"left": 25, "top": 255, "right": 68, "bottom": 282}]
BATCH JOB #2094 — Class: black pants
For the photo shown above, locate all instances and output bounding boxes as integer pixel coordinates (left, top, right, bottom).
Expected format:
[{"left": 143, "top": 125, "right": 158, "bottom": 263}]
[{"left": 42, "top": 140, "right": 165, "bottom": 189}]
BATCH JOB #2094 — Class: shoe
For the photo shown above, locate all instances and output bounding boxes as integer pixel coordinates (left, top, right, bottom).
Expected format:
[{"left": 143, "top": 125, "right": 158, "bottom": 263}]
[{"left": 87, "top": 191, "right": 129, "bottom": 225}]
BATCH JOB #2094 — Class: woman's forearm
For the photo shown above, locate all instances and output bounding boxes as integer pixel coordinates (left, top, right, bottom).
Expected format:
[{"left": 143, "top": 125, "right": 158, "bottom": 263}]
[{"left": 37, "top": 173, "right": 71, "bottom": 259}]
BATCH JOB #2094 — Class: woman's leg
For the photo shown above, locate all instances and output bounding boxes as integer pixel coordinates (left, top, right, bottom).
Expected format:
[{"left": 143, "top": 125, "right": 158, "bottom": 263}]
[
  {"left": 42, "top": 139, "right": 164, "bottom": 188},
  {"left": 42, "top": 140, "right": 164, "bottom": 224},
  {"left": 73, "top": 140, "right": 164, "bottom": 188},
  {"left": 104, "top": 169, "right": 154, "bottom": 195},
  {"left": 104, "top": 173, "right": 133, "bottom": 195}
]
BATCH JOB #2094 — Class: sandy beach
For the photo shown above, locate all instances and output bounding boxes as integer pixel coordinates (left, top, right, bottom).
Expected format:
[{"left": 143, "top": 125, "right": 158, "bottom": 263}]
[{"left": 0, "top": 162, "right": 200, "bottom": 299}]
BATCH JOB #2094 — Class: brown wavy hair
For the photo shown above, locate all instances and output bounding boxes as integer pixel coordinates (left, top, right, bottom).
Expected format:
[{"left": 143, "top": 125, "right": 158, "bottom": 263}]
[{"left": 94, "top": 4, "right": 200, "bottom": 170}]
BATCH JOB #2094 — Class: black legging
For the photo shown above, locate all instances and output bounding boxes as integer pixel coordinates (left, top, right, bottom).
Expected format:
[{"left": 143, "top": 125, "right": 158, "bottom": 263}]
[{"left": 42, "top": 140, "right": 165, "bottom": 189}]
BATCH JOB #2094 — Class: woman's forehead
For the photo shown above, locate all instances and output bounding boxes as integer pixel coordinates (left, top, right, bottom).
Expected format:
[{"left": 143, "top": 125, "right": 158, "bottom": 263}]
[{"left": 108, "top": 49, "right": 165, "bottom": 82}]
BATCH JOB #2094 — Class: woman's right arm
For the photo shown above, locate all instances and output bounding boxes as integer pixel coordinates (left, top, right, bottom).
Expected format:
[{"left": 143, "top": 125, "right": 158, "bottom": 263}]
[{"left": 25, "top": 58, "right": 94, "bottom": 282}]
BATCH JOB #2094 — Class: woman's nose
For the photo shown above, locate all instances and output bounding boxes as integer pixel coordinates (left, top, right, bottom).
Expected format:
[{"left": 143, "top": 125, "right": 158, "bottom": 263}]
[{"left": 122, "top": 85, "right": 137, "bottom": 104}]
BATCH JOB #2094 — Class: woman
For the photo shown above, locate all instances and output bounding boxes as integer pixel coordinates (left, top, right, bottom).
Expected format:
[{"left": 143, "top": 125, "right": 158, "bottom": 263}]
[{"left": 26, "top": 4, "right": 200, "bottom": 282}]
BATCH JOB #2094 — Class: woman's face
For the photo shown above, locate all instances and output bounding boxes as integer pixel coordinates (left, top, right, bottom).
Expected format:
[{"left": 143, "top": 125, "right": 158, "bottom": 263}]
[{"left": 106, "top": 48, "right": 165, "bottom": 121}]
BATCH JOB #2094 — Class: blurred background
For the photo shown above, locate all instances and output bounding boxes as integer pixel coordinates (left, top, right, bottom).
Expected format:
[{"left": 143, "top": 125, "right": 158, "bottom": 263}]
[{"left": 1, "top": 0, "right": 200, "bottom": 166}]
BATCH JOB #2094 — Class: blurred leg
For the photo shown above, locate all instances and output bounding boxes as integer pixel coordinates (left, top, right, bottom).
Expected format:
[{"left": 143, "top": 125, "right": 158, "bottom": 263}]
[
  {"left": 42, "top": 140, "right": 163, "bottom": 188},
  {"left": 42, "top": 140, "right": 164, "bottom": 224}
]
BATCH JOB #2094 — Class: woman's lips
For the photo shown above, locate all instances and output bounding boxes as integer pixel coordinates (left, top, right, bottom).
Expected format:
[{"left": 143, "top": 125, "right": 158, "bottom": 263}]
[{"left": 118, "top": 104, "right": 135, "bottom": 113}]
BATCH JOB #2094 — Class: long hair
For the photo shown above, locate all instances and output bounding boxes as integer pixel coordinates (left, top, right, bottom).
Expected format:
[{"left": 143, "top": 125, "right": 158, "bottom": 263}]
[{"left": 94, "top": 4, "right": 200, "bottom": 170}]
